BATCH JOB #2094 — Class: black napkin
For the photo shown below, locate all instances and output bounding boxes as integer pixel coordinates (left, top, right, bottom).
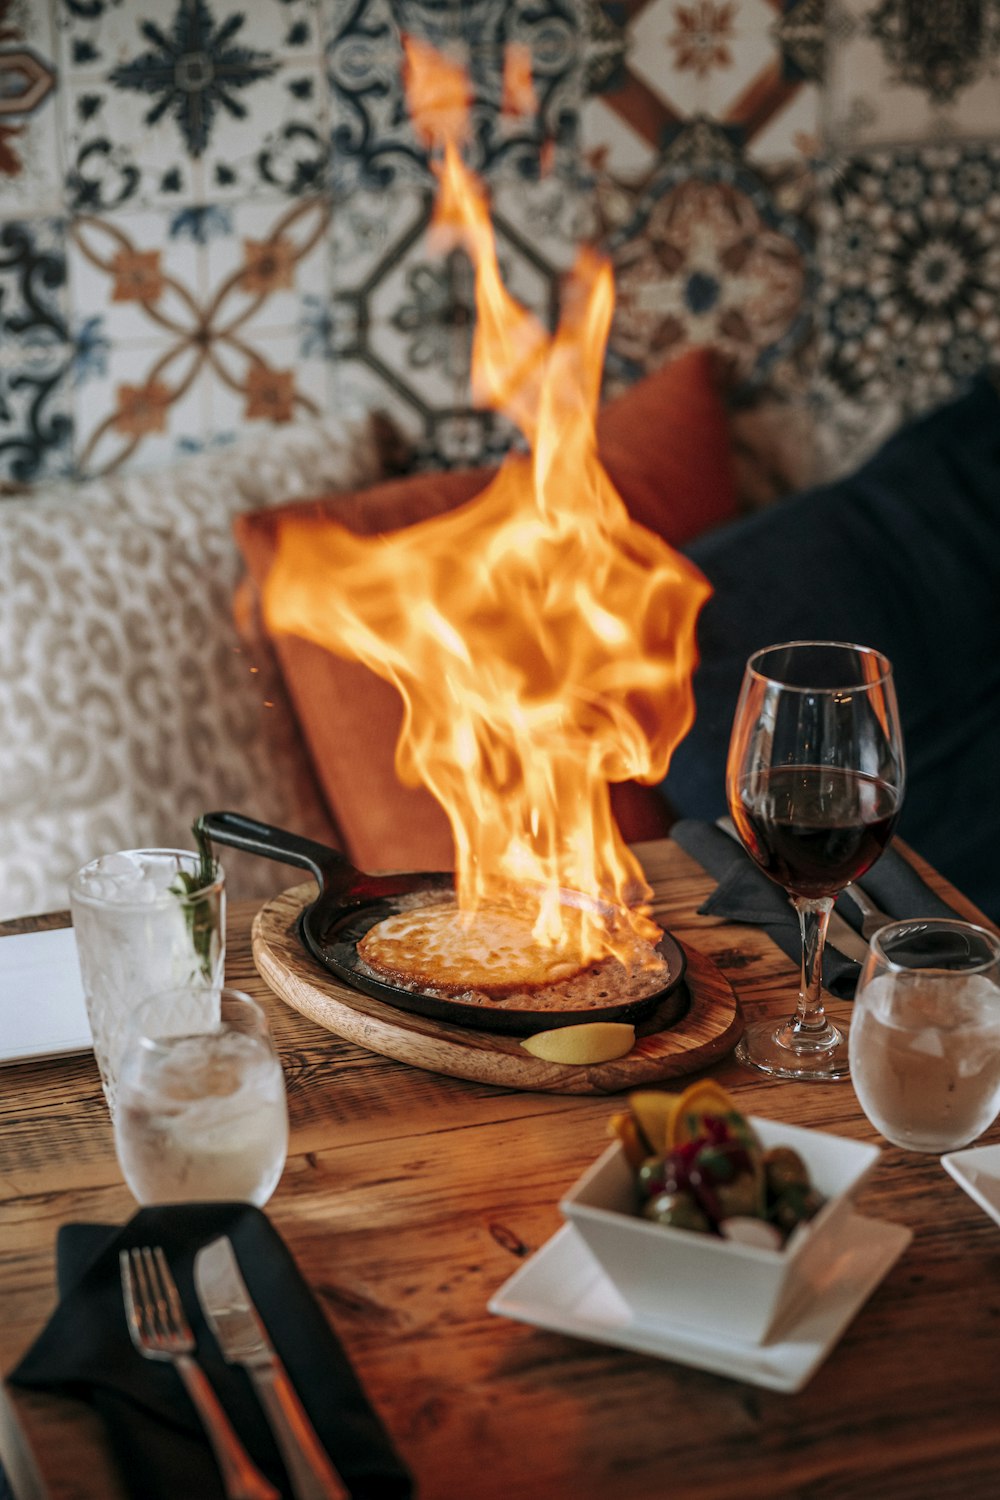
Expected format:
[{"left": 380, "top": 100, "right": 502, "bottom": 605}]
[
  {"left": 851, "top": 846, "right": 965, "bottom": 927},
  {"left": 671, "top": 820, "right": 962, "bottom": 1000},
  {"left": 8, "top": 1203, "right": 413, "bottom": 1500}
]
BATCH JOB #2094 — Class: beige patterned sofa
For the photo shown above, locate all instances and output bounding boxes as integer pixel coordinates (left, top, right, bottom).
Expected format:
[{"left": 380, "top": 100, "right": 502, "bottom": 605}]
[{"left": 0, "top": 410, "right": 405, "bottom": 921}]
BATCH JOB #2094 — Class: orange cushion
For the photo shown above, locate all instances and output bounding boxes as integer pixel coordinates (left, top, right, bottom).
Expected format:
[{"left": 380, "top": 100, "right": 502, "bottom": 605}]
[
  {"left": 597, "top": 347, "right": 738, "bottom": 546},
  {"left": 235, "top": 347, "right": 737, "bottom": 872}
]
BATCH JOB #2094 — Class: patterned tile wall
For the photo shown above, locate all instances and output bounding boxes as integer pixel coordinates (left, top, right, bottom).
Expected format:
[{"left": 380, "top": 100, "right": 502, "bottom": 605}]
[{"left": 1, "top": 0, "right": 998, "bottom": 488}]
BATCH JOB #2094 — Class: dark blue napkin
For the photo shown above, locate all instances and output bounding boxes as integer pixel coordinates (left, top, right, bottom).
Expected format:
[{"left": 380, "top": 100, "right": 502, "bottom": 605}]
[
  {"left": 672, "top": 820, "right": 962, "bottom": 999},
  {"left": 8, "top": 1203, "right": 413, "bottom": 1500}
]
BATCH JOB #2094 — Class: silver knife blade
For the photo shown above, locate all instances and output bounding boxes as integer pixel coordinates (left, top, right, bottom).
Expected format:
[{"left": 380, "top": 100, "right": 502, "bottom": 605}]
[{"left": 195, "top": 1236, "right": 349, "bottom": 1500}]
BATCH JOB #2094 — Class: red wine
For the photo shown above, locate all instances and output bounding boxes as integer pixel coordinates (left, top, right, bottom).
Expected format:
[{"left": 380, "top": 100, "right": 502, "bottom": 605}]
[{"left": 733, "top": 766, "right": 901, "bottom": 899}]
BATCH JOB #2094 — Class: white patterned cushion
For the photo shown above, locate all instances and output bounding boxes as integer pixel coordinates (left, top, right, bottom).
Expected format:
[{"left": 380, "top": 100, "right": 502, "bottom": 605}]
[{"left": 0, "top": 413, "right": 396, "bottom": 919}]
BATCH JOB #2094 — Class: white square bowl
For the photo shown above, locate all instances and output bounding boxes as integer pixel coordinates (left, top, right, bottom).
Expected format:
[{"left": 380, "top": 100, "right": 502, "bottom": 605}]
[{"left": 560, "top": 1116, "right": 880, "bottom": 1345}]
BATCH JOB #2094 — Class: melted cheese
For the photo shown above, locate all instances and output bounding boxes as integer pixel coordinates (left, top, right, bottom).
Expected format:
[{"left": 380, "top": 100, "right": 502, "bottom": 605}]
[
  {"left": 358, "top": 903, "right": 588, "bottom": 995},
  {"left": 356, "top": 897, "right": 670, "bottom": 1011}
]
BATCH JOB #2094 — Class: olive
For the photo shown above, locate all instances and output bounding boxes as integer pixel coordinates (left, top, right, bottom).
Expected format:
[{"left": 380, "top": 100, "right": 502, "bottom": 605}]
[
  {"left": 642, "top": 1190, "right": 711, "bottom": 1234},
  {"left": 637, "top": 1148, "right": 692, "bottom": 1201},
  {"left": 636, "top": 1156, "right": 667, "bottom": 1200},
  {"left": 692, "top": 1139, "right": 756, "bottom": 1184},
  {"left": 763, "top": 1146, "right": 809, "bottom": 1194},
  {"left": 692, "top": 1143, "right": 738, "bottom": 1183},
  {"left": 771, "top": 1183, "right": 825, "bottom": 1236},
  {"left": 712, "top": 1172, "right": 763, "bottom": 1221}
]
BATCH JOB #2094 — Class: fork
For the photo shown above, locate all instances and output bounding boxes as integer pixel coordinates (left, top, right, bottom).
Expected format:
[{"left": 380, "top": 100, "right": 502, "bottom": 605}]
[
  {"left": 120, "top": 1247, "right": 279, "bottom": 1500},
  {"left": 840, "top": 883, "right": 893, "bottom": 941}
]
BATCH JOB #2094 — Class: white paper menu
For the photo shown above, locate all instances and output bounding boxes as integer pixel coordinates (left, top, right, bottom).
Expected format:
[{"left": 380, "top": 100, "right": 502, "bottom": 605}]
[{"left": 0, "top": 926, "right": 92, "bottom": 1064}]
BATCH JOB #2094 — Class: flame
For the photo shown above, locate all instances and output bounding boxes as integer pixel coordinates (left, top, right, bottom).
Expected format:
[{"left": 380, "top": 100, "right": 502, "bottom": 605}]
[
  {"left": 261, "top": 40, "right": 711, "bottom": 968},
  {"left": 402, "top": 36, "right": 471, "bottom": 151},
  {"left": 501, "top": 43, "right": 537, "bottom": 119}
]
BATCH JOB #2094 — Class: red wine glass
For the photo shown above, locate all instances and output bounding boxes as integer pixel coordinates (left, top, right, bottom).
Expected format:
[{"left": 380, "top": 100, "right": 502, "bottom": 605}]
[{"left": 726, "top": 641, "right": 905, "bottom": 1081}]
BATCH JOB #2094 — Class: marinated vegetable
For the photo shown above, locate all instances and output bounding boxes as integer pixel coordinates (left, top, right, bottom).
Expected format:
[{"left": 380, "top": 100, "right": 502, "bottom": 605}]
[{"left": 609, "top": 1081, "right": 825, "bottom": 1248}]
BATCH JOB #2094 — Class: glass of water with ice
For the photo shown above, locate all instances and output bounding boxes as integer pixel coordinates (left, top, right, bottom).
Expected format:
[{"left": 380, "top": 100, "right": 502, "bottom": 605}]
[
  {"left": 849, "top": 918, "right": 1000, "bottom": 1153},
  {"left": 69, "top": 848, "right": 226, "bottom": 1116},
  {"left": 114, "top": 986, "right": 288, "bottom": 1206}
]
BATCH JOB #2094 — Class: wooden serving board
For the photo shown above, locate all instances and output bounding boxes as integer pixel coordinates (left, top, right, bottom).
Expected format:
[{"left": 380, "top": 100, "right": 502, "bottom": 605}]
[{"left": 251, "top": 883, "right": 743, "bottom": 1094}]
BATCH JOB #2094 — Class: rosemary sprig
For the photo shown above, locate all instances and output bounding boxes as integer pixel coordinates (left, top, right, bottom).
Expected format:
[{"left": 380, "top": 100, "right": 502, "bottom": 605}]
[{"left": 170, "top": 816, "right": 219, "bottom": 980}]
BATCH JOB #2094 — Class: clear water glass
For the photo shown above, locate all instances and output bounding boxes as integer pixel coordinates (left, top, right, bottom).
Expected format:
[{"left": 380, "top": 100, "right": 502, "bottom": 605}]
[
  {"left": 850, "top": 919, "right": 1000, "bottom": 1153},
  {"left": 69, "top": 848, "right": 225, "bottom": 1116},
  {"left": 114, "top": 986, "right": 288, "bottom": 1206}
]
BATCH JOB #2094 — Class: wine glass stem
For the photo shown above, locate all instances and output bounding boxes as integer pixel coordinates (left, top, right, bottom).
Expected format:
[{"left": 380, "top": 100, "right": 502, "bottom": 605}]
[{"left": 792, "top": 896, "right": 835, "bottom": 1038}]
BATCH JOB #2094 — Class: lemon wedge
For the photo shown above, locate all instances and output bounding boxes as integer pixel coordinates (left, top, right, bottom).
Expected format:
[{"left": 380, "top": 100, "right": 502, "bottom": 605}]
[
  {"left": 608, "top": 1110, "right": 648, "bottom": 1168},
  {"left": 669, "top": 1079, "right": 749, "bottom": 1148},
  {"left": 627, "top": 1090, "right": 684, "bottom": 1156},
  {"left": 520, "top": 1022, "right": 635, "bottom": 1064}
]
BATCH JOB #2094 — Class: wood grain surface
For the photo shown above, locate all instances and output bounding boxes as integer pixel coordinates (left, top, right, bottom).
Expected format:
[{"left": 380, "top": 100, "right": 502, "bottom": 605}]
[
  {"left": 1, "top": 836, "right": 999, "bottom": 1500},
  {"left": 252, "top": 883, "right": 741, "bottom": 1093}
]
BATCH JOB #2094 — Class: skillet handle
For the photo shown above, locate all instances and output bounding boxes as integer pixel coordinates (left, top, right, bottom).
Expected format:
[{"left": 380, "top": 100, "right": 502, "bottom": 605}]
[{"left": 199, "top": 811, "right": 362, "bottom": 894}]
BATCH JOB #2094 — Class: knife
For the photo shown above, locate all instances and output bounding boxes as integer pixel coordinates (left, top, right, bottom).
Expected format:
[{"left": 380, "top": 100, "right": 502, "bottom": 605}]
[{"left": 194, "top": 1236, "right": 350, "bottom": 1500}]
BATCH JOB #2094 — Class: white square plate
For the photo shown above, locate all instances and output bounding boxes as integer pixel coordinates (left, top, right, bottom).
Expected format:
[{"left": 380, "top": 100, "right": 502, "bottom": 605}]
[
  {"left": 489, "top": 1214, "right": 911, "bottom": 1393},
  {"left": 941, "top": 1145, "right": 1000, "bottom": 1228},
  {"left": 0, "top": 927, "right": 92, "bottom": 1064},
  {"left": 560, "top": 1122, "right": 880, "bottom": 1344}
]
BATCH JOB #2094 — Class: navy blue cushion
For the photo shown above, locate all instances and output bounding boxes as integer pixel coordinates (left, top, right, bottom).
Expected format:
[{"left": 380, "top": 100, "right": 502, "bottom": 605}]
[{"left": 661, "top": 374, "right": 1000, "bottom": 921}]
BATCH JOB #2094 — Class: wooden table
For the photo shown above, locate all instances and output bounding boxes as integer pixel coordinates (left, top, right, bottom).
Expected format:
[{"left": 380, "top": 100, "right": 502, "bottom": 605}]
[{"left": 2, "top": 837, "right": 999, "bottom": 1500}]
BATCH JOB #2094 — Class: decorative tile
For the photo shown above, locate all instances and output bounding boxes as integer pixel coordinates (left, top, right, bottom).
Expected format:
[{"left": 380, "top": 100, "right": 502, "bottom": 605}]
[
  {"left": 63, "top": 75, "right": 199, "bottom": 211},
  {"left": 325, "top": 0, "right": 584, "bottom": 195},
  {"left": 192, "top": 61, "right": 329, "bottom": 204},
  {"left": 601, "top": 119, "right": 815, "bottom": 392},
  {"left": 68, "top": 209, "right": 205, "bottom": 346},
  {"left": 65, "top": 197, "right": 336, "bottom": 474},
  {"left": 202, "top": 196, "right": 332, "bottom": 337},
  {"left": 2, "top": 0, "right": 997, "bottom": 491},
  {"left": 580, "top": 0, "right": 668, "bottom": 184},
  {"left": 69, "top": 336, "right": 211, "bottom": 475},
  {"left": 825, "top": 0, "right": 1000, "bottom": 150},
  {"left": 327, "top": 186, "right": 430, "bottom": 291},
  {"left": 326, "top": 176, "right": 564, "bottom": 469},
  {"left": 69, "top": 321, "right": 337, "bottom": 477},
  {"left": 58, "top": 0, "right": 326, "bottom": 213},
  {"left": 327, "top": 353, "right": 424, "bottom": 445},
  {"left": 581, "top": 0, "right": 824, "bottom": 180},
  {"left": 55, "top": 0, "right": 324, "bottom": 74},
  {"left": 629, "top": 0, "right": 771, "bottom": 121},
  {"left": 814, "top": 142, "right": 1000, "bottom": 475},
  {"left": 0, "top": 216, "right": 74, "bottom": 483},
  {"left": 0, "top": 0, "right": 62, "bottom": 213},
  {"left": 337, "top": 349, "right": 519, "bottom": 472},
  {"left": 198, "top": 327, "right": 335, "bottom": 444},
  {"left": 491, "top": 172, "right": 593, "bottom": 269},
  {"left": 326, "top": 178, "right": 581, "bottom": 313},
  {"left": 367, "top": 205, "right": 559, "bottom": 333}
]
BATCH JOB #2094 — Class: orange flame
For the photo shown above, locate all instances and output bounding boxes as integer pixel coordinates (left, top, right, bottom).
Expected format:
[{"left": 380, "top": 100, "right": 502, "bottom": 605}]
[
  {"left": 402, "top": 36, "right": 471, "bottom": 151},
  {"left": 501, "top": 43, "right": 537, "bottom": 119},
  {"left": 261, "top": 40, "right": 711, "bottom": 967}
]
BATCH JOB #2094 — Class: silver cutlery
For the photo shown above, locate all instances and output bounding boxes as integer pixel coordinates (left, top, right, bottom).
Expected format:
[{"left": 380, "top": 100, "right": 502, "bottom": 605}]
[
  {"left": 120, "top": 1246, "right": 279, "bottom": 1500},
  {"left": 195, "top": 1235, "right": 350, "bottom": 1500},
  {"left": 839, "top": 882, "right": 893, "bottom": 941}
]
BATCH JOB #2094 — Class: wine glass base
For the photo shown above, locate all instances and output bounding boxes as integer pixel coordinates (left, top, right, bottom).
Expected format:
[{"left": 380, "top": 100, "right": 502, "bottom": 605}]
[{"left": 735, "top": 1017, "right": 851, "bottom": 1082}]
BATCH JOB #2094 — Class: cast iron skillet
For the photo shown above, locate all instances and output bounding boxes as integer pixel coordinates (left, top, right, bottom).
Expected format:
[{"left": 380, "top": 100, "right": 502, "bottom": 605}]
[{"left": 201, "top": 811, "right": 687, "bottom": 1037}]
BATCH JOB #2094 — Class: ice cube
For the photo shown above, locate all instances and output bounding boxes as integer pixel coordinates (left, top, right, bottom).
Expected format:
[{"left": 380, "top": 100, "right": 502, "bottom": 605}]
[
  {"left": 79, "top": 852, "right": 186, "bottom": 905},
  {"left": 956, "top": 1048, "right": 991, "bottom": 1080},
  {"left": 908, "top": 1027, "right": 945, "bottom": 1059}
]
